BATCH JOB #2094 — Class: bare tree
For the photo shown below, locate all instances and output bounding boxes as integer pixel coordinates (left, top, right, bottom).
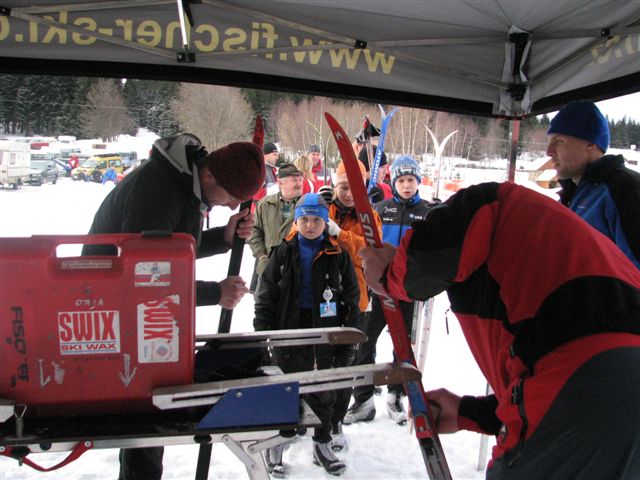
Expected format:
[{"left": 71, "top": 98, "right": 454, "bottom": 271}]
[
  {"left": 273, "top": 98, "right": 376, "bottom": 168},
  {"left": 521, "top": 126, "right": 548, "bottom": 153},
  {"left": 80, "top": 79, "right": 132, "bottom": 142},
  {"left": 170, "top": 84, "right": 253, "bottom": 150}
]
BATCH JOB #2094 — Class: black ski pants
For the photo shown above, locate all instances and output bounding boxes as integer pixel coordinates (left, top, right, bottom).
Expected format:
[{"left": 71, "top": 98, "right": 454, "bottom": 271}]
[
  {"left": 352, "top": 295, "right": 415, "bottom": 404},
  {"left": 118, "top": 447, "right": 163, "bottom": 480}
]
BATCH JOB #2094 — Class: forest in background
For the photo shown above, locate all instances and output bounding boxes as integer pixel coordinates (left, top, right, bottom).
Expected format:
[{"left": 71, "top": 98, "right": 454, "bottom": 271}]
[{"left": 1, "top": 75, "right": 639, "bottom": 167}]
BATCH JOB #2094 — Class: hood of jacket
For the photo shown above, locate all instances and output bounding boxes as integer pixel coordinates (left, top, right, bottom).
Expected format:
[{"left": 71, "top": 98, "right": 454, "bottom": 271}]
[{"left": 153, "top": 134, "right": 209, "bottom": 214}]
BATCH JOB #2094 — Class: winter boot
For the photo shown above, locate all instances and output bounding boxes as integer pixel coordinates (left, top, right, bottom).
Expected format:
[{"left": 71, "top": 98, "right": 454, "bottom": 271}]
[
  {"left": 386, "top": 391, "right": 407, "bottom": 425},
  {"left": 313, "top": 441, "right": 346, "bottom": 476},
  {"left": 330, "top": 422, "right": 347, "bottom": 452},
  {"left": 343, "top": 396, "right": 376, "bottom": 425},
  {"left": 265, "top": 444, "right": 285, "bottom": 478}
]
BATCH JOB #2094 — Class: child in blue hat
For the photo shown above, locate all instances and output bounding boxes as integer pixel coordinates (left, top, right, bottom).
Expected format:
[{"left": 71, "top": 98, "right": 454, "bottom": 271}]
[{"left": 254, "top": 193, "right": 361, "bottom": 476}]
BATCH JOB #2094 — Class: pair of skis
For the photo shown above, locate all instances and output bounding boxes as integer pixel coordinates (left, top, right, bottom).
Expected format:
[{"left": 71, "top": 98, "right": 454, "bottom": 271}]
[{"left": 324, "top": 112, "right": 452, "bottom": 480}]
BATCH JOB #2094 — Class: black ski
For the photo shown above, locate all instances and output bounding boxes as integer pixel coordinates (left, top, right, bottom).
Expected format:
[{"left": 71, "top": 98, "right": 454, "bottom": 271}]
[
  {"left": 217, "top": 115, "right": 264, "bottom": 334},
  {"left": 197, "top": 116, "right": 264, "bottom": 480}
]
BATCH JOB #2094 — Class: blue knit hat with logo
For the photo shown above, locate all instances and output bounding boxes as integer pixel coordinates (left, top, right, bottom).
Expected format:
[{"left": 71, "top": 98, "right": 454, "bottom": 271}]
[
  {"left": 547, "top": 101, "right": 609, "bottom": 152},
  {"left": 391, "top": 156, "right": 421, "bottom": 185},
  {"left": 294, "top": 193, "right": 329, "bottom": 222}
]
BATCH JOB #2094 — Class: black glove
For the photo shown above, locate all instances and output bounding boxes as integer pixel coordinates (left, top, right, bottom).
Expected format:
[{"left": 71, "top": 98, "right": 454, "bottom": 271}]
[
  {"left": 318, "top": 185, "right": 334, "bottom": 204},
  {"left": 369, "top": 185, "right": 384, "bottom": 203},
  {"left": 333, "top": 345, "right": 357, "bottom": 368}
]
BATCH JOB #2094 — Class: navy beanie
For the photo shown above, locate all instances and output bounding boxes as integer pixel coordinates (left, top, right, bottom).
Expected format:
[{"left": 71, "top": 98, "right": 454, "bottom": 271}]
[
  {"left": 547, "top": 101, "right": 609, "bottom": 152},
  {"left": 294, "top": 193, "right": 329, "bottom": 222}
]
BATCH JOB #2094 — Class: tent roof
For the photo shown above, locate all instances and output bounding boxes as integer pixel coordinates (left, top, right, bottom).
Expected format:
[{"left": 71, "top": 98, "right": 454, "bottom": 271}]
[{"left": 1, "top": 1, "right": 639, "bottom": 118}]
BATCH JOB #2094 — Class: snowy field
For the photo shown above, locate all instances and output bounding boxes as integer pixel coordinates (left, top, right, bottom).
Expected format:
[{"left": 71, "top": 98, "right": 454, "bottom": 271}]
[{"left": 0, "top": 132, "right": 571, "bottom": 479}]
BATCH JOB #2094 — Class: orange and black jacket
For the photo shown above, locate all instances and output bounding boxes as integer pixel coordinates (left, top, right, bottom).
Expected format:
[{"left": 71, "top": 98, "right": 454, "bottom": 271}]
[
  {"left": 384, "top": 181, "right": 640, "bottom": 463},
  {"left": 329, "top": 201, "right": 382, "bottom": 312}
]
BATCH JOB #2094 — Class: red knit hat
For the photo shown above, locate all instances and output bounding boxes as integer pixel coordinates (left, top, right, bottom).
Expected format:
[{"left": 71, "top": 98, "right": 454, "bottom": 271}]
[{"left": 206, "top": 142, "right": 265, "bottom": 201}]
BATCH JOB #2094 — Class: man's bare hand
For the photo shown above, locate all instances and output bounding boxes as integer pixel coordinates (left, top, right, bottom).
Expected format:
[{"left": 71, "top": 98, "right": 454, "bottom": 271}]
[
  {"left": 224, "top": 208, "right": 255, "bottom": 246},
  {"left": 426, "top": 388, "right": 461, "bottom": 434},
  {"left": 218, "top": 275, "right": 249, "bottom": 309},
  {"left": 358, "top": 243, "right": 397, "bottom": 295}
]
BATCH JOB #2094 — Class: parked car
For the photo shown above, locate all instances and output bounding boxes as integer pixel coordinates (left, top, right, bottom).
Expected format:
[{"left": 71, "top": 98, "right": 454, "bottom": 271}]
[
  {"left": 28, "top": 159, "right": 58, "bottom": 185},
  {"left": 118, "top": 151, "right": 139, "bottom": 170},
  {"left": 71, "top": 154, "right": 124, "bottom": 182},
  {"left": 54, "top": 158, "right": 71, "bottom": 177}
]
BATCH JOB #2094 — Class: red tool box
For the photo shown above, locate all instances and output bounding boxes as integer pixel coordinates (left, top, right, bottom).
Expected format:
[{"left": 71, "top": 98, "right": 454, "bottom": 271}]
[{"left": 0, "top": 234, "right": 195, "bottom": 417}]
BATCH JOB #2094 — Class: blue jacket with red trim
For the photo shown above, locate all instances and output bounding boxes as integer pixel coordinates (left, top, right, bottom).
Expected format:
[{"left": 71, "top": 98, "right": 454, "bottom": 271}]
[{"left": 384, "top": 182, "right": 640, "bottom": 464}]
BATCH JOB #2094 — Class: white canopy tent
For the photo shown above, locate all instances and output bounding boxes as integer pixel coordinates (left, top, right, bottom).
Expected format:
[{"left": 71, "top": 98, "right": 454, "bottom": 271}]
[{"left": 0, "top": 0, "right": 638, "bottom": 118}]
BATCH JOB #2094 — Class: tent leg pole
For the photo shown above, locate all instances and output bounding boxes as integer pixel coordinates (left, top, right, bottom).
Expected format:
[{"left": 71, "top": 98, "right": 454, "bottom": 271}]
[{"left": 507, "top": 119, "right": 520, "bottom": 183}]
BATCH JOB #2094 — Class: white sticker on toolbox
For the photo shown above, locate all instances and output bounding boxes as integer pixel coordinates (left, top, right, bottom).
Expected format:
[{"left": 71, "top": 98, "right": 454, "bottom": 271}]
[
  {"left": 60, "top": 259, "right": 113, "bottom": 270},
  {"left": 137, "top": 295, "right": 180, "bottom": 363},
  {"left": 58, "top": 311, "right": 121, "bottom": 355},
  {"left": 135, "top": 262, "right": 171, "bottom": 287}
]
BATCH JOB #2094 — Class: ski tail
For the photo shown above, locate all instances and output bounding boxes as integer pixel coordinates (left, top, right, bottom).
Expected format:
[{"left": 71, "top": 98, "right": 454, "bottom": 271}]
[
  {"left": 368, "top": 106, "right": 399, "bottom": 193},
  {"left": 324, "top": 112, "right": 452, "bottom": 480},
  {"left": 252, "top": 115, "right": 265, "bottom": 147},
  {"left": 217, "top": 115, "right": 264, "bottom": 334}
]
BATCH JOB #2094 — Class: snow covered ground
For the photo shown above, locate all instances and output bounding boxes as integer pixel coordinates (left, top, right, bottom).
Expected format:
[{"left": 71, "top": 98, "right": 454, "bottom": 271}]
[{"left": 1, "top": 131, "right": 572, "bottom": 480}]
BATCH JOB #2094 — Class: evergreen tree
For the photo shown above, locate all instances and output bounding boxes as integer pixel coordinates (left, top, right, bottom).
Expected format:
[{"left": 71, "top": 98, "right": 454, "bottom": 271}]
[
  {"left": 0, "top": 75, "right": 22, "bottom": 134},
  {"left": 241, "top": 88, "right": 311, "bottom": 138},
  {"left": 123, "top": 79, "right": 179, "bottom": 136}
]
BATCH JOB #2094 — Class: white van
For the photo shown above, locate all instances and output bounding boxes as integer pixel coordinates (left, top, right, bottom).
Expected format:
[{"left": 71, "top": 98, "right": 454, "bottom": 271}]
[{"left": 0, "top": 141, "right": 31, "bottom": 189}]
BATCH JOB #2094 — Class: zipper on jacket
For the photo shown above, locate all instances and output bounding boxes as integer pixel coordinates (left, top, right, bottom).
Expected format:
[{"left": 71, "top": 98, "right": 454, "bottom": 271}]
[
  {"left": 507, "top": 377, "right": 529, "bottom": 467},
  {"left": 396, "top": 202, "right": 408, "bottom": 246}
]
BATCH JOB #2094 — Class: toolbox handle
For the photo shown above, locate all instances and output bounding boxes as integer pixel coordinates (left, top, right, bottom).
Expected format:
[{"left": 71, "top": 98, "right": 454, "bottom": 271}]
[{"left": 1, "top": 440, "right": 93, "bottom": 471}]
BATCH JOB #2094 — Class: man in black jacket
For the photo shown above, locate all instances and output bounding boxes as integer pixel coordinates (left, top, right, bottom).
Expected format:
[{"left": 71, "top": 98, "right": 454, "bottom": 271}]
[
  {"left": 546, "top": 100, "right": 640, "bottom": 269},
  {"left": 85, "top": 133, "right": 265, "bottom": 480}
]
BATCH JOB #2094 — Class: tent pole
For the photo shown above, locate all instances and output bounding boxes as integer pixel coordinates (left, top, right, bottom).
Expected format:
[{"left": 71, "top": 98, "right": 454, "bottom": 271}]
[{"left": 507, "top": 119, "right": 520, "bottom": 183}]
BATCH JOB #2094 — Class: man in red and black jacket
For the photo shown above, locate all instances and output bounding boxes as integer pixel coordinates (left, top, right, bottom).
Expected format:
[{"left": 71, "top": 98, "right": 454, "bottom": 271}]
[{"left": 360, "top": 181, "right": 640, "bottom": 479}]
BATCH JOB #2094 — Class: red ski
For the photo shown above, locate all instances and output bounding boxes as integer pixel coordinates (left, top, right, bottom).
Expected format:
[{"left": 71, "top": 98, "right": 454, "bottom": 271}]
[{"left": 324, "top": 112, "right": 452, "bottom": 480}]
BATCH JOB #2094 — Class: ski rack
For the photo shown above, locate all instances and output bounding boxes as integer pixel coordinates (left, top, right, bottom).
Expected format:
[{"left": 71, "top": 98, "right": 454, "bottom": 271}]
[
  {"left": 153, "top": 362, "right": 419, "bottom": 410},
  {"left": 0, "top": 326, "right": 421, "bottom": 479},
  {"left": 0, "top": 399, "right": 321, "bottom": 480},
  {"left": 196, "top": 326, "right": 368, "bottom": 350},
  {"left": 324, "top": 112, "right": 453, "bottom": 480}
]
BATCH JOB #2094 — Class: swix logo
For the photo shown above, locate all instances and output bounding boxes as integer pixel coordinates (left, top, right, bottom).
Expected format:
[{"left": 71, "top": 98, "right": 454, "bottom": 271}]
[
  {"left": 58, "top": 311, "right": 121, "bottom": 355},
  {"left": 137, "top": 295, "right": 180, "bottom": 363}
]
